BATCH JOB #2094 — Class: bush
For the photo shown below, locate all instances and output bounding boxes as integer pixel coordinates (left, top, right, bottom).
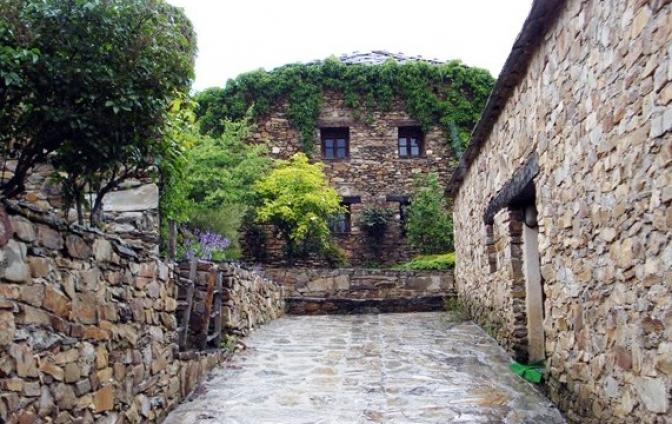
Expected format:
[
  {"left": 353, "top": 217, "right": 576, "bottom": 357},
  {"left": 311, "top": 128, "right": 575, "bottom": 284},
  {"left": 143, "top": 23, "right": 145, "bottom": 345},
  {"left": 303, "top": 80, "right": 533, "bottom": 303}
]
[
  {"left": 179, "top": 227, "right": 231, "bottom": 261},
  {"left": 189, "top": 204, "right": 245, "bottom": 260},
  {"left": 405, "top": 173, "right": 454, "bottom": 254},
  {"left": 358, "top": 206, "right": 393, "bottom": 240},
  {"left": 392, "top": 253, "right": 456, "bottom": 271},
  {"left": 251, "top": 153, "right": 343, "bottom": 265}
]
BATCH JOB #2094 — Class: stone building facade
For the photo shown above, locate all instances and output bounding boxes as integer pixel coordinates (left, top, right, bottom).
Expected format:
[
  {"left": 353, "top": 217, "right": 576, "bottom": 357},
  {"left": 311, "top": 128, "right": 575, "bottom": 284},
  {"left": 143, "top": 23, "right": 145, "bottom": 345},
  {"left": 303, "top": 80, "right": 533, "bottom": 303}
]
[
  {"left": 448, "top": 0, "right": 672, "bottom": 422},
  {"left": 244, "top": 55, "right": 458, "bottom": 267}
]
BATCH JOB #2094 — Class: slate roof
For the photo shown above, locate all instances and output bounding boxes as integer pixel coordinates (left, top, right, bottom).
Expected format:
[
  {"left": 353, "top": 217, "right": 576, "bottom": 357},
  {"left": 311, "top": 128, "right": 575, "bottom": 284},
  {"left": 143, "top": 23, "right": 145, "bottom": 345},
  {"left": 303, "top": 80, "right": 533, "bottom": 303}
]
[{"left": 307, "top": 50, "right": 445, "bottom": 66}]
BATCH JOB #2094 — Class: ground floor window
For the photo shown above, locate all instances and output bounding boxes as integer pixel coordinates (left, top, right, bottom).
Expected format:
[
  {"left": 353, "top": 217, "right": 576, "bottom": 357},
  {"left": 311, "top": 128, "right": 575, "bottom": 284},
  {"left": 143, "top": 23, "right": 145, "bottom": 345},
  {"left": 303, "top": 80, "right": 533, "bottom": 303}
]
[{"left": 329, "top": 204, "right": 352, "bottom": 234}]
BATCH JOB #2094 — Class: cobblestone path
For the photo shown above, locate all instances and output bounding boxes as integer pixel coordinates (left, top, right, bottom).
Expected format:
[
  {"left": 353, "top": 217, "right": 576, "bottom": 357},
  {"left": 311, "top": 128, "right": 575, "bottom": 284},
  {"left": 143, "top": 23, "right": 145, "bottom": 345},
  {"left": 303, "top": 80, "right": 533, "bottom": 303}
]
[{"left": 164, "top": 312, "right": 565, "bottom": 424}]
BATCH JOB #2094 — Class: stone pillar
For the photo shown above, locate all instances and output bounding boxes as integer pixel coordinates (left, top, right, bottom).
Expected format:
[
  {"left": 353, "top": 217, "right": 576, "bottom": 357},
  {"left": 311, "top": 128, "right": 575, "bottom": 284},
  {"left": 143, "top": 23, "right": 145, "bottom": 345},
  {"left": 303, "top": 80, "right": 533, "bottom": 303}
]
[{"left": 522, "top": 206, "right": 544, "bottom": 363}]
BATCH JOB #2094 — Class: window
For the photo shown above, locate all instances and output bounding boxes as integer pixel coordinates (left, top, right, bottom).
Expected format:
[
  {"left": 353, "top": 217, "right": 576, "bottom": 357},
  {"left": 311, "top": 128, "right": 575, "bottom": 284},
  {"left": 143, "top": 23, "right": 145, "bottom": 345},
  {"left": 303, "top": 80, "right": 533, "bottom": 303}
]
[
  {"left": 329, "top": 196, "right": 360, "bottom": 235},
  {"left": 386, "top": 194, "right": 410, "bottom": 236},
  {"left": 329, "top": 204, "right": 351, "bottom": 234},
  {"left": 399, "top": 201, "right": 410, "bottom": 236},
  {"left": 398, "top": 126, "right": 423, "bottom": 158},
  {"left": 321, "top": 127, "right": 349, "bottom": 159}
]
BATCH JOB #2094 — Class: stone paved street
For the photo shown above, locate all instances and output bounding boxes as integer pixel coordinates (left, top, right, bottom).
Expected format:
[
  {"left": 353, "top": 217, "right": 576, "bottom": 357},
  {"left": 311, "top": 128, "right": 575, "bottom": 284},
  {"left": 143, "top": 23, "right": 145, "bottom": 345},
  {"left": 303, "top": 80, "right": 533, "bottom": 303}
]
[{"left": 164, "top": 313, "right": 565, "bottom": 424}]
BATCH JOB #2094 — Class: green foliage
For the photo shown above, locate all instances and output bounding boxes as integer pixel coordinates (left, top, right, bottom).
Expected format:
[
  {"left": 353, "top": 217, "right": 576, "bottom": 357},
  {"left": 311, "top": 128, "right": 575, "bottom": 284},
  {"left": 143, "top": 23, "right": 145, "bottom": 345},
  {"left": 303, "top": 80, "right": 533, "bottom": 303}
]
[
  {"left": 161, "top": 115, "right": 271, "bottom": 258},
  {"left": 442, "top": 297, "right": 469, "bottom": 322},
  {"left": 184, "top": 115, "right": 271, "bottom": 210},
  {"left": 194, "top": 58, "right": 494, "bottom": 155},
  {"left": 0, "top": 0, "right": 196, "bottom": 223},
  {"left": 159, "top": 94, "right": 198, "bottom": 225},
  {"left": 357, "top": 205, "right": 394, "bottom": 241},
  {"left": 405, "top": 174, "right": 454, "bottom": 254},
  {"left": 251, "top": 153, "right": 344, "bottom": 264},
  {"left": 392, "top": 252, "right": 456, "bottom": 271},
  {"left": 220, "top": 334, "right": 237, "bottom": 352},
  {"left": 321, "top": 242, "right": 349, "bottom": 268},
  {"left": 188, "top": 204, "right": 246, "bottom": 260}
]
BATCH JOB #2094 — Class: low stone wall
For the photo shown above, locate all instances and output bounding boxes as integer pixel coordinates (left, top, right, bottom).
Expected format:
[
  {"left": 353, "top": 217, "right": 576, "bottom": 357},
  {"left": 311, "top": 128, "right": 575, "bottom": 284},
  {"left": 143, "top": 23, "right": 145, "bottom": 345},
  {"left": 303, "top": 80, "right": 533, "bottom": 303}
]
[
  {"left": 285, "top": 297, "right": 445, "bottom": 315},
  {"left": 0, "top": 202, "right": 281, "bottom": 423},
  {"left": 263, "top": 267, "right": 454, "bottom": 314},
  {"left": 221, "top": 264, "right": 284, "bottom": 336}
]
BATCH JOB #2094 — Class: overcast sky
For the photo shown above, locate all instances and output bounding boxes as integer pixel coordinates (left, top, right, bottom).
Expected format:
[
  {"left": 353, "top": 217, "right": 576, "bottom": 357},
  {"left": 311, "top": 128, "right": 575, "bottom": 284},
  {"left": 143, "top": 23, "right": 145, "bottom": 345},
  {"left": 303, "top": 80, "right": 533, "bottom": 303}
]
[{"left": 165, "top": 0, "right": 534, "bottom": 92}]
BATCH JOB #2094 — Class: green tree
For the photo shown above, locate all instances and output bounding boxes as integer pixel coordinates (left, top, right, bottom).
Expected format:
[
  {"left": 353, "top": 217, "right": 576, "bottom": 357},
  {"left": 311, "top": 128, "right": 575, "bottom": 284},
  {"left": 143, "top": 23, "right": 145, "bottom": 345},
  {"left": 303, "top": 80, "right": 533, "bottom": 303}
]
[
  {"left": 251, "top": 153, "right": 343, "bottom": 264},
  {"left": 406, "top": 173, "right": 454, "bottom": 254},
  {"left": 185, "top": 117, "right": 271, "bottom": 210},
  {"left": 0, "top": 0, "right": 196, "bottom": 225},
  {"left": 179, "top": 116, "right": 272, "bottom": 258}
]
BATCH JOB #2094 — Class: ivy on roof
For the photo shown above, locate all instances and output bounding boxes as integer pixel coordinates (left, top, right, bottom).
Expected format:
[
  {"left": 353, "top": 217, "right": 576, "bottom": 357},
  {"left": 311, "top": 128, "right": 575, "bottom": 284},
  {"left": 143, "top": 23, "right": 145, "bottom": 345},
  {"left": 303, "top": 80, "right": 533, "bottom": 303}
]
[{"left": 194, "top": 56, "right": 495, "bottom": 155}]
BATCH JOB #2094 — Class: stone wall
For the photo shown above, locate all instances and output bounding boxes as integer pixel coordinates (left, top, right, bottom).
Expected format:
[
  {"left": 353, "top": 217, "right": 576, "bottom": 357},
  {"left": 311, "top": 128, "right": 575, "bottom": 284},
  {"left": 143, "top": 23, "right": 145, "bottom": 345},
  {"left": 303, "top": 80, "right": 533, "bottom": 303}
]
[
  {"left": 263, "top": 267, "right": 454, "bottom": 314},
  {"left": 178, "top": 261, "right": 284, "bottom": 348},
  {"left": 2, "top": 160, "right": 160, "bottom": 252},
  {"left": 242, "top": 91, "right": 456, "bottom": 267},
  {"left": 0, "top": 201, "right": 279, "bottom": 423},
  {"left": 452, "top": 0, "right": 672, "bottom": 422}
]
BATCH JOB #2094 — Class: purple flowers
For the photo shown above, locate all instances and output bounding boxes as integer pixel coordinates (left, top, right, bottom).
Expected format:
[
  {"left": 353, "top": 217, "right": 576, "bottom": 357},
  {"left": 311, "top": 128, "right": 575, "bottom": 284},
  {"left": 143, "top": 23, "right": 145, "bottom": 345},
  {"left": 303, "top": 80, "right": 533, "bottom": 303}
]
[{"left": 182, "top": 227, "right": 231, "bottom": 261}]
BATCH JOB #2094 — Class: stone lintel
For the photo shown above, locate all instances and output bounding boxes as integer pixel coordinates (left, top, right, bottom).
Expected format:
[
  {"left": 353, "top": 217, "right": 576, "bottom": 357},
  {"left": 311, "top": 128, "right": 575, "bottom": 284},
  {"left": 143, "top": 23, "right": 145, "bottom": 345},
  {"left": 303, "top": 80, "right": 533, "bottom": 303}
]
[
  {"left": 385, "top": 194, "right": 409, "bottom": 203},
  {"left": 483, "top": 152, "right": 539, "bottom": 224},
  {"left": 317, "top": 118, "right": 355, "bottom": 128},
  {"left": 387, "top": 119, "right": 420, "bottom": 127}
]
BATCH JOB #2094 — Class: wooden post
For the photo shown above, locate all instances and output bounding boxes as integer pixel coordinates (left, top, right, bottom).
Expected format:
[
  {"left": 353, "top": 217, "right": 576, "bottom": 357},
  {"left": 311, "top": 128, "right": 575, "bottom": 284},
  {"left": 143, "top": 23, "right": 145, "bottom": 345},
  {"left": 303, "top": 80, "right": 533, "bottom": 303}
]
[
  {"left": 209, "top": 271, "right": 223, "bottom": 348},
  {"left": 178, "top": 258, "right": 197, "bottom": 350},
  {"left": 200, "top": 266, "right": 216, "bottom": 350}
]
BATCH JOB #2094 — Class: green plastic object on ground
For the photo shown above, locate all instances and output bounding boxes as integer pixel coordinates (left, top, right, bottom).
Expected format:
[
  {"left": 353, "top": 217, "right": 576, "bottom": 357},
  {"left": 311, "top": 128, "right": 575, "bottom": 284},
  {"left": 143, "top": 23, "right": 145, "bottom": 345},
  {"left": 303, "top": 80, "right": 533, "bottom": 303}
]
[{"left": 510, "top": 360, "right": 545, "bottom": 384}]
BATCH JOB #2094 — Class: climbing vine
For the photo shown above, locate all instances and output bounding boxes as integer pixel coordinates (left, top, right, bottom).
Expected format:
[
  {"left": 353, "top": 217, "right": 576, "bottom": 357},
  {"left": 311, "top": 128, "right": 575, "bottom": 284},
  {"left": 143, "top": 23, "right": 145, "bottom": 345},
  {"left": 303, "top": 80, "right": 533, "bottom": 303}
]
[{"left": 195, "top": 57, "right": 495, "bottom": 155}]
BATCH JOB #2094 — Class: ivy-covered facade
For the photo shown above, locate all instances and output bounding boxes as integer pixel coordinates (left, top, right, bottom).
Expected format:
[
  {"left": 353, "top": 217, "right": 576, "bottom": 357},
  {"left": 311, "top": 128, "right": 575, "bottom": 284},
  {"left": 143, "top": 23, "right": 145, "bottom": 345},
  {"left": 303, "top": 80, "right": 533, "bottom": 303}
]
[{"left": 196, "top": 51, "right": 495, "bottom": 266}]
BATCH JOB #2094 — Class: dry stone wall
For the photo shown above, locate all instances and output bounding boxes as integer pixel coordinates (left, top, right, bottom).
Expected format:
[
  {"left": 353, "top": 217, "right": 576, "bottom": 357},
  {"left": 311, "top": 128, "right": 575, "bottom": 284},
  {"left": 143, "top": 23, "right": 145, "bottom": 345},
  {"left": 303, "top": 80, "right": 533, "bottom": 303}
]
[
  {"left": 0, "top": 200, "right": 284, "bottom": 423},
  {"left": 453, "top": 0, "right": 672, "bottom": 422},
  {"left": 263, "top": 267, "right": 454, "bottom": 314},
  {"left": 178, "top": 261, "right": 284, "bottom": 347},
  {"left": 1, "top": 160, "right": 160, "bottom": 252},
  {"left": 243, "top": 91, "right": 456, "bottom": 266}
]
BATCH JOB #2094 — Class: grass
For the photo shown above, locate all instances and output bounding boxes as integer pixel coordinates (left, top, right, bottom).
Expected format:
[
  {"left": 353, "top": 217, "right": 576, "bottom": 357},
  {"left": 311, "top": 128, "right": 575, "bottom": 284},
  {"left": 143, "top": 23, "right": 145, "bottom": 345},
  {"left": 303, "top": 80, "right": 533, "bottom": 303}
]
[{"left": 391, "top": 252, "right": 456, "bottom": 271}]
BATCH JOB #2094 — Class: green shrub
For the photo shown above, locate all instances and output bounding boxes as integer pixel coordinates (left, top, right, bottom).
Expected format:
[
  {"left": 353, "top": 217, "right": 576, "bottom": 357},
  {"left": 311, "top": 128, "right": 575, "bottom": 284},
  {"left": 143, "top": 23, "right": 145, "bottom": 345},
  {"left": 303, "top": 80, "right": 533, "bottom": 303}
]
[
  {"left": 358, "top": 206, "right": 394, "bottom": 240},
  {"left": 188, "top": 204, "right": 245, "bottom": 260},
  {"left": 442, "top": 297, "right": 469, "bottom": 321},
  {"left": 405, "top": 173, "right": 454, "bottom": 254},
  {"left": 392, "top": 252, "right": 456, "bottom": 271},
  {"left": 322, "top": 242, "right": 349, "bottom": 268}
]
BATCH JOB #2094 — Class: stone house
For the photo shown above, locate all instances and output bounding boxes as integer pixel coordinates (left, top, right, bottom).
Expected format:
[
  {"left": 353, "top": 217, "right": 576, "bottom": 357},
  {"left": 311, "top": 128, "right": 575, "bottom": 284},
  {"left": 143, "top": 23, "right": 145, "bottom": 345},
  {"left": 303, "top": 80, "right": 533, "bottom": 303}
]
[
  {"left": 448, "top": 0, "right": 671, "bottom": 422},
  {"left": 237, "top": 51, "right": 491, "bottom": 266}
]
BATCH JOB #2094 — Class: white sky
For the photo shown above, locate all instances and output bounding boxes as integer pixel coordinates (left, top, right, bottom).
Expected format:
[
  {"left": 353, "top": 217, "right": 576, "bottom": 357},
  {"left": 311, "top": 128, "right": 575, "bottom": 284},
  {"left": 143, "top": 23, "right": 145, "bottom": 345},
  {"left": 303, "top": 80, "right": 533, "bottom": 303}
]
[{"left": 165, "top": 0, "right": 534, "bottom": 92}]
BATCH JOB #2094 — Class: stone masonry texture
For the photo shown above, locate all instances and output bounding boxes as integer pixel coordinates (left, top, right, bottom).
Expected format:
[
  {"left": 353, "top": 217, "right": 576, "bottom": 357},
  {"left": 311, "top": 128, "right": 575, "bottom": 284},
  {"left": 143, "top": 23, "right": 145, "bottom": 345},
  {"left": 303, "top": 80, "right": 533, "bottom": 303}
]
[
  {"left": 452, "top": 0, "right": 672, "bottom": 422},
  {"left": 0, "top": 199, "right": 285, "bottom": 423}
]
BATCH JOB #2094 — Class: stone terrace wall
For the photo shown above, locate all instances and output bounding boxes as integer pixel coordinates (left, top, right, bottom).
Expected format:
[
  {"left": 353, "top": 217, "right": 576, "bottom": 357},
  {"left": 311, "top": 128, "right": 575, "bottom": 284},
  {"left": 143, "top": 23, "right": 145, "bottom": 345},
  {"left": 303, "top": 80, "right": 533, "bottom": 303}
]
[
  {"left": 453, "top": 0, "right": 672, "bottom": 422},
  {"left": 242, "top": 91, "right": 456, "bottom": 267},
  {"left": 263, "top": 267, "right": 454, "bottom": 314},
  {"left": 0, "top": 202, "right": 239, "bottom": 423}
]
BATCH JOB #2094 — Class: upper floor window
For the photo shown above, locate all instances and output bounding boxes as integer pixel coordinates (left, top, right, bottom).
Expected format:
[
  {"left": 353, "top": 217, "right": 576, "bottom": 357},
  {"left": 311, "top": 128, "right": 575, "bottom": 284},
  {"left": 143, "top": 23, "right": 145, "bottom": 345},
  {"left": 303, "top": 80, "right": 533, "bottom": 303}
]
[
  {"left": 321, "top": 127, "right": 349, "bottom": 159},
  {"left": 398, "top": 126, "right": 423, "bottom": 158}
]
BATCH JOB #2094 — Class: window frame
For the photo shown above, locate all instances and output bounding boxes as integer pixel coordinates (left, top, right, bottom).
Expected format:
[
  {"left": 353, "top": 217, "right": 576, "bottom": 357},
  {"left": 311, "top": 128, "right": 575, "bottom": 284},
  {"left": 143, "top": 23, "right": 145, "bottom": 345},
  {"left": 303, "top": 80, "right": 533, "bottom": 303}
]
[
  {"left": 398, "top": 126, "right": 424, "bottom": 158},
  {"left": 329, "top": 203, "right": 352, "bottom": 235},
  {"left": 321, "top": 127, "right": 349, "bottom": 160}
]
